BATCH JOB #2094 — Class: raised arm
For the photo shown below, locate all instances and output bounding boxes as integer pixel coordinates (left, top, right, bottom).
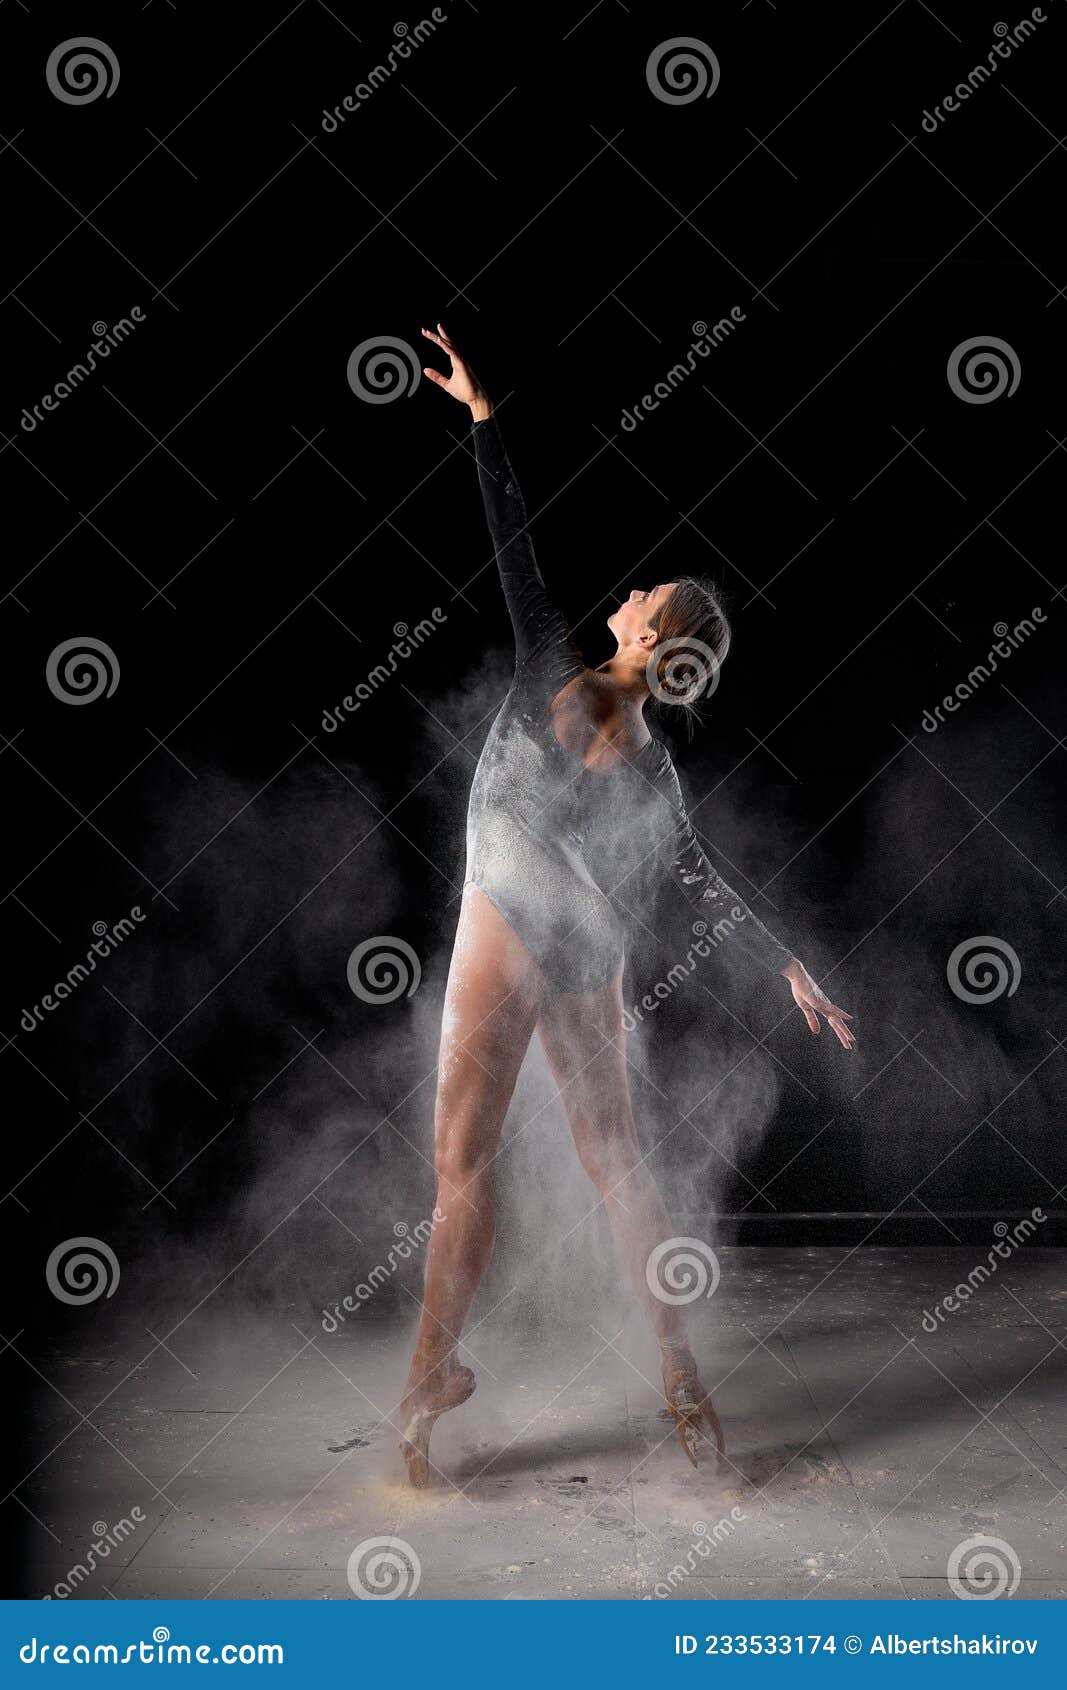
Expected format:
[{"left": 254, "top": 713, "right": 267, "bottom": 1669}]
[
  {"left": 645, "top": 743, "right": 855, "bottom": 1048},
  {"left": 422, "top": 326, "right": 579, "bottom": 675}
]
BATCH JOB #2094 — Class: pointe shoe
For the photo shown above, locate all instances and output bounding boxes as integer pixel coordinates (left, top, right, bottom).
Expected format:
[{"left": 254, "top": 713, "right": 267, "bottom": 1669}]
[
  {"left": 398, "top": 1365, "right": 476, "bottom": 1488},
  {"left": 662, "top": 1351, "right": 725, "bottom": 1471}
]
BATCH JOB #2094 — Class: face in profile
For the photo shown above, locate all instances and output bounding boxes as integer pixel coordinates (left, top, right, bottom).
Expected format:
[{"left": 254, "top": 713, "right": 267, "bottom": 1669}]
[{"left": 607, "top": 583, "right": 678, "bottom": 647}]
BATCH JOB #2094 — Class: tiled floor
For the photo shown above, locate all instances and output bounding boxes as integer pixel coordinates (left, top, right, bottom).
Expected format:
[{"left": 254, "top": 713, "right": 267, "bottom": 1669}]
[{"left": 14, "top": 1249, "right": 1067, "bottom": 1601}]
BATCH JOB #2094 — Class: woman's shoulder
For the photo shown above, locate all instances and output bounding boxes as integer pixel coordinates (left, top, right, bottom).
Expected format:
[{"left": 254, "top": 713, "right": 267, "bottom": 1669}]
[
  {"left": 632, "top": 730, "right": 671, "bottom": 773},
  {"left": 631, "top": 735, "right": 689, "bottom": 807},
  {"left": 549, "top": 672, "right": 657, "bottom": 771}
]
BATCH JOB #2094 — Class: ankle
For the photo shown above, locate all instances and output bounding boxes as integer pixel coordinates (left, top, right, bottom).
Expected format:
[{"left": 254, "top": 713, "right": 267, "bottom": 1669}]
[
  {"left": 661, "top": 1341, "right": 697, "bottom": 1379},
  {"left": 661, "top": 1338, "right": 693, "bottom": 1362},
  {"left": 406, "top": 1352, "right": 456, "bottom": 1398}
]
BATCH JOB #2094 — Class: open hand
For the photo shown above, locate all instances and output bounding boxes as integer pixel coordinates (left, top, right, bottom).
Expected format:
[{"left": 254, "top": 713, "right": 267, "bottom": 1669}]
[
  {"left": 421, "top": 325, "right": 491, "bottom": 419},
  {"left": 783, "top": 959, "right": 855, "bottom": 1050}
]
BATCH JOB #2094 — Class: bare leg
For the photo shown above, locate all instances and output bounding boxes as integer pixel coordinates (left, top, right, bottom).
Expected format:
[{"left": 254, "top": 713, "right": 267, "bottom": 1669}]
[
  {"left": 537, "top": 974, "right": 724, "bottom": 1468},
  {"left": 400, "top": 887, "right": 544, "bottom": 1485}
]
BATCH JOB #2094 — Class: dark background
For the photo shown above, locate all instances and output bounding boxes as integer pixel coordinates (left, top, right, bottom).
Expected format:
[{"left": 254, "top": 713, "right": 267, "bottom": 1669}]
[{"left": 2, "top": 0, "right": 1065, "bottom": 1553}]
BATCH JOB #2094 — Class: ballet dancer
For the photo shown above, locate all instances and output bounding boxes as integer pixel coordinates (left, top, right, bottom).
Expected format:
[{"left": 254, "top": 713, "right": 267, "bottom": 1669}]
[{"left": 398, "top": 327, "right": 854, "bottom": 1486}]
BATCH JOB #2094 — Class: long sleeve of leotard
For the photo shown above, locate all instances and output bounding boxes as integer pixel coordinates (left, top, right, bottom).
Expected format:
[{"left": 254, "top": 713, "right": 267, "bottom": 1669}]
[
  {"left": 643, "top": 740, "right": 794, "bottom": 976},
  {"left": 472, "top": 415, "right": 582, "bottom": 678}
]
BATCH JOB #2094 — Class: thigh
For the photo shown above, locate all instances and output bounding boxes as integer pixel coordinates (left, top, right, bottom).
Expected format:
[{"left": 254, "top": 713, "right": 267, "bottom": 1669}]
[
  {"left": 536, "top": 975, "right": 642, "bottom": 1176},
  {"left": 436, "top": 887, "right": 546, "bottom": 1161}
]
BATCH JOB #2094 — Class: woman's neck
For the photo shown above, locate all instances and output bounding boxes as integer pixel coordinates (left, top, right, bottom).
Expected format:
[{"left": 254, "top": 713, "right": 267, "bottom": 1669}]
[{"left": 595, "top": 653, "right": 651, "bottom": 711}]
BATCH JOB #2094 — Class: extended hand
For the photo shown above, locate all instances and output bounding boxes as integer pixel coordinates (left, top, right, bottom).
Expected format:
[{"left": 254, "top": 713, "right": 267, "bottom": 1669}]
[
  {"left": 783, "top": 959, "right": 855, "bottom": 1050},
  {"left": 421, "top": 325, "right": 491, "bottom": 418}
]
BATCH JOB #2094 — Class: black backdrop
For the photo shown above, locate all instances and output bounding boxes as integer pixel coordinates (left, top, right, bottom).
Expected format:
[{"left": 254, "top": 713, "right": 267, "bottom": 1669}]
[{"left": 3, "top": 0, "right": 1066, "bottom": 1538}]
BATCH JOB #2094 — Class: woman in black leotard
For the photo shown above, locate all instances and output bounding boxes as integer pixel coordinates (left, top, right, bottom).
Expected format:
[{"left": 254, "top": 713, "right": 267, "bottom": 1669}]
[{"left": 398, "top": 327, "right": 854, "bottom": 1487}]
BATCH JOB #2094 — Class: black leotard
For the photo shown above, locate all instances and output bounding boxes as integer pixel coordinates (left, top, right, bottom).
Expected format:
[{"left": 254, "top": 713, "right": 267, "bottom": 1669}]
[{"left": 463, "top": 415, "right": 792, "bottom": 995}]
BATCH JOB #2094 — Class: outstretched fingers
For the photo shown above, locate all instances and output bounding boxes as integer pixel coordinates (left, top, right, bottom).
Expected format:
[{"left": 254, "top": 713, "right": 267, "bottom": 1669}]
[
  {"left": 421, "top": 325, "right": 450, "bottom": 358},
  {"left": 817, "top": 997, "right": 856, "bottom": 1049},
  {"left": 827, "top": 1014, "right": 856, "bottom": 1050},
  {"left": 421, "top": 324, "right": 459, "bottom": 358},
  {"left": 794, "top": 987, "right": 856, "bottom": 1048},
  {"left": 421, "top": 325, "right": 459, "bottom": 389},
  {"left": 821, "top": 998, "right": 852, "bottom": 1024}
]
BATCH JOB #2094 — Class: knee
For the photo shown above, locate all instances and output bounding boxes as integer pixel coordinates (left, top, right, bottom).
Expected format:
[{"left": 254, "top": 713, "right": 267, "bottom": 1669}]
[
  {"left": 573, "top": 1120, "right": 642, "bottom": 1197},
  {"left": 434, "top": 1116, "right": 496, "bottom": 1192}
]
